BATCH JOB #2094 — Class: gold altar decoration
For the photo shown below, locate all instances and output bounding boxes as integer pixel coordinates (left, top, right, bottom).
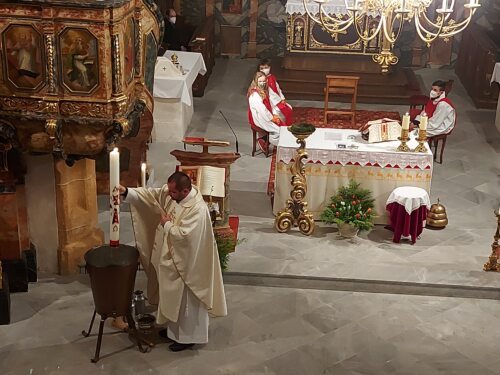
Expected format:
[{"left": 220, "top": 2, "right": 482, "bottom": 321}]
[
  {"left": 483, "top": 209, "right": 500, "bottom": 272},
  {"left": 426, "top": 198, "right": 448, "bottom": 229},
  {"left": 302, "top": 0, "right": 481, "bottom": 72},
  {"left": 413, "top": 128, "right": 428, "bottom": 153},
  {"left": 274, "top": 124, "right": 316, "bottom": 236},
  {"left": 396, "top": 128, "right": 410, "bottom": 152}
]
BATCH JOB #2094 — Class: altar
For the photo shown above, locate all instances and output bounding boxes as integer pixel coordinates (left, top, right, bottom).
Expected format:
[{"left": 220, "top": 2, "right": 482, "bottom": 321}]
[
  {"left": 152, "top": 51, "right": 207, "bottom": 142},
  {"left": 272, "top": 128, "right": 433, "bottom": 225}
]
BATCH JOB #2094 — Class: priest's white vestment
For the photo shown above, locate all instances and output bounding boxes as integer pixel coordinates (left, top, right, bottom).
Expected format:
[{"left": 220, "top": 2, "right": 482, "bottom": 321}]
[{"left": 125, "top": 185, "right": 227, "bottom": 343}]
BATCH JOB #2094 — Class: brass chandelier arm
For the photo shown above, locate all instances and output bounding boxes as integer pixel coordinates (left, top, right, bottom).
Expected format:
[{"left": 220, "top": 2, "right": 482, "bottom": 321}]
[
  {"left": 353, "top": 11, "right": 385, "bottom": 42},
  {"left": 414, "top": 13, "right": 445, "bottom": 44},
  {"left": 319, "top": 9, "right": 357, "bottom": 34},
  {"left": 419, "top": 7, "right": 476, "bottom": 38},
  {"left": 382, "top": 12, "right": 405, "bottom": 44}
]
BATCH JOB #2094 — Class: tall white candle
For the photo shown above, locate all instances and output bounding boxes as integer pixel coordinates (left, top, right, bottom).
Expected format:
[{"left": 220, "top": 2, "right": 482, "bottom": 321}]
[
  {"left": 109, "top": 148, "right": 120, "bottom": 247},
  {"left": 420, "top": 113, "right": 428, "bottom": 131},
  {"left": 141, "top": 163, "right": 147, "bottom": 188},
  {"left": 402, "top": 112, "right": 410, "bottom": 130}
]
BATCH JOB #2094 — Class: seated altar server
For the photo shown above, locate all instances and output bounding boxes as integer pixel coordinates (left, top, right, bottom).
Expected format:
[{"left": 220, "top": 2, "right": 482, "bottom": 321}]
[
  {"left": 248, "top": 71, "right": 282, "bottom": 153},
  {"left": 258, "top": 58, "right": 294, "bottom": 126},
  {"left": 413, "top": 80, "right": 456, "bottom": 137},
  {"left": 119, "top": 172, "right": 227, "bottom": 352}
]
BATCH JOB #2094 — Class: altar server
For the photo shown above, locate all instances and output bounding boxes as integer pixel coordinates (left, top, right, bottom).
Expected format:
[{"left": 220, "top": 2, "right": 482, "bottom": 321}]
[
  {"left": 413, "top": 80, "right": 456, "bottom": 137},
  {"left": 258, "top": 58, "right": 294, "bottom": 126},
  {"left": 248, "top": 71, "right": 282, "bottom": 153},
  {"left": 120, "top": 172, "right": 227, "bottom": 352}
]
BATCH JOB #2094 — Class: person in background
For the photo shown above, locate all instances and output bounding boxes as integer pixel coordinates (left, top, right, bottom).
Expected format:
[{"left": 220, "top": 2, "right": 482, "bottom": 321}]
[
  {"left": 119, "top": 172, "right": 227, "bottom": 352},
  {"left": 257, "top": 58, "right": 294, "bottom": 126},
  {"left": 163, "top": 8, "right": 187, "bottom": 51},
  {"left": 412, "top": 80, "right": 456, "bottom": 137},
  {"left": 248, "top": 71, "right": 282, "bottom": 153}
]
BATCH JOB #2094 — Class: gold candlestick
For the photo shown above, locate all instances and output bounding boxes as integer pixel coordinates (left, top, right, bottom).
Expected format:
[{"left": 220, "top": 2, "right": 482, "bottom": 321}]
[
  {"left": 396, "top": 128, "right": 410, "bottom": 152},
  {"left": 413, "top": 128, "right": 428, "bottom": 153},
  {"left": 274, "top": 124, "right": 316, "bottom": 236},
  {"left": 483, "top": 209, "right": 500, "bottom": 272}
]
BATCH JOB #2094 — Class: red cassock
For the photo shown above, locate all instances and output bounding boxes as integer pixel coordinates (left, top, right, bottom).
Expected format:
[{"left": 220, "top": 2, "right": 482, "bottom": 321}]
[{"left": 267, "top": 74, "right": 294, "bottom": 127}]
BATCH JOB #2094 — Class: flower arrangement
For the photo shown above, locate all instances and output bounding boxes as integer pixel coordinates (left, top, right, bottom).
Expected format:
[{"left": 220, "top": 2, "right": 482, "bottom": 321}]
[
  {"left": 321, "top": 180, "right": 375, "bottom": 231},
  {"left": 289, "top": 123, "right": 316, "bottom": 134}
]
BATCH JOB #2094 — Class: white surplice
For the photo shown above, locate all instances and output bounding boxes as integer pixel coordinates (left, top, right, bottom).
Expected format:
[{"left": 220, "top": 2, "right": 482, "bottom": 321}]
[
  {"left": 416, "top": 92, "right": 456, "bottom": 137},
  {"left": 248, "top": 91, "right": 280, "bottom": 145}
]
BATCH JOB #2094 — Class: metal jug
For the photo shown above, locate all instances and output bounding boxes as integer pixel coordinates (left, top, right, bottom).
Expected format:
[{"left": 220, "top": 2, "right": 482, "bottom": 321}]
[{"left": 132, "top": 290, "right": 146, "bottom": 318}]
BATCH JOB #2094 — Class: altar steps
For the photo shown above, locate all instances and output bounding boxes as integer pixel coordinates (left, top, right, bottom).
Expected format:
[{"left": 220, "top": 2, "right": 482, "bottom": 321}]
[{"left": 273, "top": 55, "right": 422, "bottom": 105}]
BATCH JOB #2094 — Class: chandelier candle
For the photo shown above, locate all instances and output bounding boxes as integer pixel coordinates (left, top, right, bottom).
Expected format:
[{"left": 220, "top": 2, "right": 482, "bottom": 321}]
[{"left": 109, "top": 148, "right": 120, "bottom": 247}]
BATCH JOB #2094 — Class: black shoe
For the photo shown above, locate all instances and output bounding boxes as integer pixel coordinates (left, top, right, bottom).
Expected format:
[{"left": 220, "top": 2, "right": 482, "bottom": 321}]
[
  {"left": 158, "top": 329, "right": 174, "bottom": 342},
  {"left": 169, "top": 342, "right": 194, "bottom": 352}
]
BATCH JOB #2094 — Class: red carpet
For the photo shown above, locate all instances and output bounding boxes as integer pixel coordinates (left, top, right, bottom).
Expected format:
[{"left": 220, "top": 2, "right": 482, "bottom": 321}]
[{"left": 267, "top": 107, "right": 402, "bottom": 198}]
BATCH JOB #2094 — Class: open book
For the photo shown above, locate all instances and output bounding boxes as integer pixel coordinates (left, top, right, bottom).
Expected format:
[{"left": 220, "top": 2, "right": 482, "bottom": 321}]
[
  {"left": 179, "top": 165, "right": 225, "bottom": 197},
  {"left": 361, "top": 118, "right": 401, "bottom": 143}
]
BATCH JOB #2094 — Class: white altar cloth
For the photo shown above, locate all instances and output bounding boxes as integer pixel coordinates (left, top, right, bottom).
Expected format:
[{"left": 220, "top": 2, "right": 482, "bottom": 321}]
[
  {"left": 273, "top": 128, "right": 433, "bottom": 224},
  {"left": 152, "top": 51, "right": 207, "bottom": 142},
  {"left": 490, "top": 62, "right": 500, "bottom": 134}
]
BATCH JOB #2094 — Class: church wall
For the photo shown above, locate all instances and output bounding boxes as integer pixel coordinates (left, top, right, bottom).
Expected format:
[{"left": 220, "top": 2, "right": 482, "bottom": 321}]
[{"left": 24, "top": 155, "right": 59, "bottom": 274}]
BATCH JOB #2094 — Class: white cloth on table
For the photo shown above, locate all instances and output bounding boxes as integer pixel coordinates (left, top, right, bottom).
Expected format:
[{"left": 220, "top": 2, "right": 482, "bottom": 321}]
[
  {"left": 386, "top": 186, "right": 431, "bottom": 215},
  {"left": 277, "top": 127, "right": 433, "bottom": 169},
  {"left": 415, "top": 92, "right": 455, "bottom": 137},
  {"left": 153, "top": 51, "right": 207, "bottom": 105},
  {"left": 248, "top": 91, "right": 280, "bottom": 145}
]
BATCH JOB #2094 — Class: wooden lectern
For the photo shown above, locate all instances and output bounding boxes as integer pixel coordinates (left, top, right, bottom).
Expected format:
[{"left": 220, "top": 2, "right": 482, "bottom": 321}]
[{"left": 171, "top": 138, "right": 240, "bottom": 250}]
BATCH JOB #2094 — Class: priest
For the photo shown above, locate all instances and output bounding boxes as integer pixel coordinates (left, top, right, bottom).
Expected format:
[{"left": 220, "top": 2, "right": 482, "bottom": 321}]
[{"left": 119, "top": 171, "right": 227, "bottom": 352}]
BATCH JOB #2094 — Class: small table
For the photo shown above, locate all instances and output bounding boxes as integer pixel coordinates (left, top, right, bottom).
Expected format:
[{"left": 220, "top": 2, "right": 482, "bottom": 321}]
[
  {"left": 386, "top": 186, "right": 430, "bottom": 244},
  {"left": 152, "top": 51, "right": 207, "bottom": 142},
  {"left": 490, "top": 62, "right": 500, "bottom": 134}
]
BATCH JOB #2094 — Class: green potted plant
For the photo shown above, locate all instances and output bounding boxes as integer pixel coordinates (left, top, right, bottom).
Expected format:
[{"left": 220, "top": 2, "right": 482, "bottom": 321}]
[{"left": 321, "top": 180, "right": 375, "bottom": 238}]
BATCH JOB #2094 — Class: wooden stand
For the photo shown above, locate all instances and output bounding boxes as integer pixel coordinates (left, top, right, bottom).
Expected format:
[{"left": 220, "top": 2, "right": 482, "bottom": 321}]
[{"left": 171, "top": 139, "right": 240, "bottom": 246}]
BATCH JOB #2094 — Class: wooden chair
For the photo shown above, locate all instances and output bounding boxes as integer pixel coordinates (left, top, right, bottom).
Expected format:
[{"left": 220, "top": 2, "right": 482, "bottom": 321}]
[
  {"left": 428, "top": 120, "right": 455, "bottom": 164},
  {"left": 324, "top": 75, "right": 360, "bottom": 127},
  {"left": 250, "top": 123, "right": 271, "bottom": 157}
]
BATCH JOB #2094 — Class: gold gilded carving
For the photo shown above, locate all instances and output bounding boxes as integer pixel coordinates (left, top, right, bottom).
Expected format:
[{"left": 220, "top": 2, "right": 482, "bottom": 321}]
[
  {"left": 0, "top": 97, "right": 55, "bottom": 113},
  {"left": 274, "top": 126, "right": 316, "bottom": 236},
  {"left": 45, "top": 119, "right": 57, "bottom": 140},
  {"left": 286, "top": 16, "right": 293, "bottom": 50},
  {"left": 292, "top": 17, "right": 306, "bottom": 48},
  {"left": 135, "top": 15, "right": 143, "bottom": 77},
  {"left": 45, "top": 34, "right": 57, "bottom": 93},
  {"left": 372, "top": 48, "right": 398, "bottom": 74},
  {"left": 60, "top": 101, "right": 107, "bottom": 117},
  {"left": 112, "top": 34, "right": 122, "bottom": 93},
  {"left": 484, "top": 210, "right": 500, "bottom": 271}
]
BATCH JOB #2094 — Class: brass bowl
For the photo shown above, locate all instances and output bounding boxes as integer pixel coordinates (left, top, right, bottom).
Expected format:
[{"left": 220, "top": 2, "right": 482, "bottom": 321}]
[{"left": 427, "top": 212, "right": 447, "bottom": 220}]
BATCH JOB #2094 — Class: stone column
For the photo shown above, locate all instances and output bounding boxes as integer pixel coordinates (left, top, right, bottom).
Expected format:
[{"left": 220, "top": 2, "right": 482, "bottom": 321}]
[{"left": 54, "top": 158, "right": 104, "bottom": 275}]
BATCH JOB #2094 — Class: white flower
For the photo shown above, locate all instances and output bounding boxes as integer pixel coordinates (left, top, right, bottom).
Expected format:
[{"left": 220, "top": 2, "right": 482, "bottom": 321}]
[{"left": 340, "top": 202, "right": 345, "bottom": 206}]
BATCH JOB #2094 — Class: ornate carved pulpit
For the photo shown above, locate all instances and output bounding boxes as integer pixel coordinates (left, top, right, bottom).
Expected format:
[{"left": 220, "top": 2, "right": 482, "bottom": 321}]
[{"left": 0, "top": 0, "right": 163, "bottom": 274}]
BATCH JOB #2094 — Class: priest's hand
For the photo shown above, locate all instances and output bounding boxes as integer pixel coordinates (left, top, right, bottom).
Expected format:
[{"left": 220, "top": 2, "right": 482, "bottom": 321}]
[
  {"left": 118, "top": 185, "right": 127, "bottom": 195},
  {"left": 160, "top": 212, "right": 172, "bottom": 226}
]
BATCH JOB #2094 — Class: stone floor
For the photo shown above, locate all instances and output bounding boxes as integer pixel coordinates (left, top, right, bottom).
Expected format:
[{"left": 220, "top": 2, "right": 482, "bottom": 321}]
[{"left": 2, "top": 58, "right": 500, "bottom": 374}]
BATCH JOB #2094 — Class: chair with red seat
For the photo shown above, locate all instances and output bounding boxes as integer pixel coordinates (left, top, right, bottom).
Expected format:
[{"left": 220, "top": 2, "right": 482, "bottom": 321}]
[
  {"left": 428, "top": 123, "right": 455, "bottom": 164},
  {"left": 250, "top": 122, "right": 271, "bottom": 157}
]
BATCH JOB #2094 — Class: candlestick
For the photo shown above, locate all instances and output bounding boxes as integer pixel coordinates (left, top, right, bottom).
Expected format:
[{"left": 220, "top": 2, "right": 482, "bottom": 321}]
[
  {"left": 402, "top": 112, "right": 410, "bottom": 130},
  {"left": 109, "top": 148, "right": 120, "bottom": 247},
  {"left": 397, "top": 128, "right": 411, "bottom": 152},
  {"left": 413, "top": 128, "right": 428, "bottom": 153},
  {"left": 141, "top": 163, "right": 147, "bottom": 188},
  {"left": 420, "top": 113, "right": 428, "bottom": 131}
]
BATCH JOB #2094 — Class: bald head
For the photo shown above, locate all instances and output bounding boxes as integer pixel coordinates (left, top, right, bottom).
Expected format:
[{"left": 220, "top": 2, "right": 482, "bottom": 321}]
[{"left": 167, "top": 171, "right": 192, "bottom": 202}]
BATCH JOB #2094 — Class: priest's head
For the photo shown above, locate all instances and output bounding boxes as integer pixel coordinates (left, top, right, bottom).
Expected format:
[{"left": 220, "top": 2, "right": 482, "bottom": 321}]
[{"left": 167, "top": 172, "right": 192, "bottom": 203}]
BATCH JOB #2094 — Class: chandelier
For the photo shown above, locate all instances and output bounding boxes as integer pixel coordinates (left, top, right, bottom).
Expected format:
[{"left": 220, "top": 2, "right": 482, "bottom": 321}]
[{"left": 302, "top": 0, "right": 481, "bottom": 72}]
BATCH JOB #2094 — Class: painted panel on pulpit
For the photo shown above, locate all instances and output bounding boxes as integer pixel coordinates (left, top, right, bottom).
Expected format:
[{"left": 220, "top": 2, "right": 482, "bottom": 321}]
[
  {"left": 124, "top": 17, "right": 136, "bottom": 84},
  {"left": 2, "top": 25, "right": 45, "bottom": 91},
  {"left": 59, "top": 28, "right": 99, "bottom": 94}
]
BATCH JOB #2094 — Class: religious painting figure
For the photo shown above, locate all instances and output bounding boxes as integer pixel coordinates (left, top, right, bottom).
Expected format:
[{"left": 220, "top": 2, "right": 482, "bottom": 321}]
[
  {"left": 3, "top": 25, "right": 44, "bottom": 89},
  {"left": 222, "top": 0, "right": 242, "bottom": 14},
  {"left": 60, "top": 29, "right": 98, "bottom": 92},
  {"left": 124, "top": 17, "right": 136, "bottom": 83},
  {"left": 119, "top": 172, "right": 227, "bottom": 352}
]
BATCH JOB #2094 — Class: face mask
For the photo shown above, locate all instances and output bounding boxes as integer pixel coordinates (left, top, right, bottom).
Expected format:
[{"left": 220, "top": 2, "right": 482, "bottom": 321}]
[
  {"left": 429, "top": 90, "right": 440, "bottom": 99},
  {"left": 258, "top": 82, "right": 266, "bottom": 89},
  {"left": 261, "top": 68, "right": 271, "bottom": 75},
  {"left": 169, "top": 17, "right": 176, "bottom": 24}
]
